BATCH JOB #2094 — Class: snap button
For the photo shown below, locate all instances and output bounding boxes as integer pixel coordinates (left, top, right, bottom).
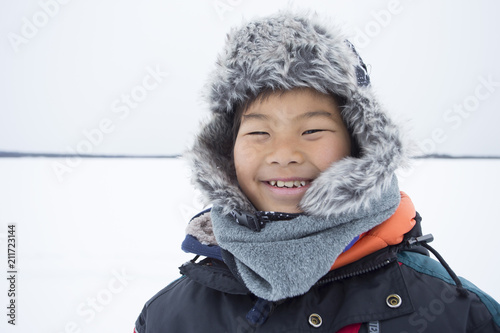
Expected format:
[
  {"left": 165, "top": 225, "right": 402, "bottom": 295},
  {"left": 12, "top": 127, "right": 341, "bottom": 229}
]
[
  {"left": 386, "top": 294, "right": 402, "bottom": 308},
  {"left": 308, "top": 313, "right": 322, "bottom": 328}
]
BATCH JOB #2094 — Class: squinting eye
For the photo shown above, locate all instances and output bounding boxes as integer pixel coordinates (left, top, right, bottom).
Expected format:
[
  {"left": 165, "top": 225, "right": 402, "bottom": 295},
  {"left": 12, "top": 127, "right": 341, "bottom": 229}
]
[
  {"left": 248, "top": 131, "right": 269, "bottom": 135},
  {"left": 303, "top": 129, "right": 324, "bottom": 135}
]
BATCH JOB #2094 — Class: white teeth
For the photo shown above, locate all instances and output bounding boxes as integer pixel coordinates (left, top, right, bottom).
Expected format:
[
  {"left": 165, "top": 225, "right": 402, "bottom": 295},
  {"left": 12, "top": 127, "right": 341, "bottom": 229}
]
[{"left": 269, "top": 180, "right": 307, "bottom": 188}]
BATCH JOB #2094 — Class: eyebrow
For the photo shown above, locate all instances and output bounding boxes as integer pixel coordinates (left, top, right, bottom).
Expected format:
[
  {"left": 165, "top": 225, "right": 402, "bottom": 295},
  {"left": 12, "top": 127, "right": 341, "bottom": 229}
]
[
  {"left": 241, "top": 110, "right": 335, "bottom": 123},
  {"left": 241, "top": 113, "right": 270, "bottom": 122},
  {"left": 294, "top": 110, "right": 335, "bottom": 121}
]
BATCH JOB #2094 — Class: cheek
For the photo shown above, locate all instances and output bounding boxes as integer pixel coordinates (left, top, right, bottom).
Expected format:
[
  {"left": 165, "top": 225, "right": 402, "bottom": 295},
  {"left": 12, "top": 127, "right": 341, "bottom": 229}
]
[
  {"left": 314, "top": 137, "right": 351, "bottom": 171},
  {"left": 233, "top": 139, "right": 255, "bottom": 182}
]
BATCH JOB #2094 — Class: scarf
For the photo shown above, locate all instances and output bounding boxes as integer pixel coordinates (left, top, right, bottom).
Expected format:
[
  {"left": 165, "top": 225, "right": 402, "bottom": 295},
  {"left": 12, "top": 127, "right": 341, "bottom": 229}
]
[{"left": 211, "top": 176, "right": 401, "bottom": 301}]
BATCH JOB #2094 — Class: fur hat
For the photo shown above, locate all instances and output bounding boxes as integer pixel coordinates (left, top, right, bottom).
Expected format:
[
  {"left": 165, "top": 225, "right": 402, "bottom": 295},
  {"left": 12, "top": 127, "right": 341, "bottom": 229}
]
[{"left": 186, "top": 11, "right": 407, "bottom": 218}]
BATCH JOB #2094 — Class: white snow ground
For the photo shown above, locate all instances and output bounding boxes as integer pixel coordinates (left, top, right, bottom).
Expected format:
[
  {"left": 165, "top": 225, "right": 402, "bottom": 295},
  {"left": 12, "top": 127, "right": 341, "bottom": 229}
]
[{"left": 0, "top": 158, "right": 499, "bottom": 332}]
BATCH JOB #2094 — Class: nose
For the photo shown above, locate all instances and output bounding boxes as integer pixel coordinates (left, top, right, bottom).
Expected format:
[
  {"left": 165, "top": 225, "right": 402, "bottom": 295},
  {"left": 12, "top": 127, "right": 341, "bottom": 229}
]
[{"left": 265, "top": 137, "right": 305, "bottom": 166}]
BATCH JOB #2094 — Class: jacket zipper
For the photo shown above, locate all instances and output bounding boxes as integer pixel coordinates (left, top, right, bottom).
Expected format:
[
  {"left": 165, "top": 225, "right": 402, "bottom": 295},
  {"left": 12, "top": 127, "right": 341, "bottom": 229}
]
[
  {"left": 315, "top": 257, "right": 395, "bottom": 287},
  {"left": 315, "top": 235, "right": 430, "bottom": 287}
]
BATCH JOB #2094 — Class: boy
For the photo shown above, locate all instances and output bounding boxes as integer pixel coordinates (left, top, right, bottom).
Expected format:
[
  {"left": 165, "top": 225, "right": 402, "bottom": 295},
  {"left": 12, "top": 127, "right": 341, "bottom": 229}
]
[{"left": 134, "top": 11, "right": 500, "bottom": 332}]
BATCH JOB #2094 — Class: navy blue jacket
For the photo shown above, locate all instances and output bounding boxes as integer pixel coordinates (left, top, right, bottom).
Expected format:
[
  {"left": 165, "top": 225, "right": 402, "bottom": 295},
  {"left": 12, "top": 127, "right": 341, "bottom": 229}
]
[{"left": 134, "top": 216, "right": 500, "bottom": 332}]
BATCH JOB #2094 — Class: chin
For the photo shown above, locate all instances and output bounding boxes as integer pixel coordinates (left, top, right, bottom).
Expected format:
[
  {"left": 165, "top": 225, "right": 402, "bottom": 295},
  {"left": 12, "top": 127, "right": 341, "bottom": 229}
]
[{"left": 261, "top": 205, "right": 303, "bottom": 214}]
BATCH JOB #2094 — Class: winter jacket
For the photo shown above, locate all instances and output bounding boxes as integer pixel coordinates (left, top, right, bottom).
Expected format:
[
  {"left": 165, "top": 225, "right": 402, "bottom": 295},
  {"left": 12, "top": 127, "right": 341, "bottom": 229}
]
[{"left": 134, "top": 194, "right": 500, "bottom": 332}]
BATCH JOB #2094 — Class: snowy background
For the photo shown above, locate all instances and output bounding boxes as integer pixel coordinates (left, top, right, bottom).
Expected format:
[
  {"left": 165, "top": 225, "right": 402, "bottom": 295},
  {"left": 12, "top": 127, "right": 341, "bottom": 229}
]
[{"left": 1, "top": 0, "right": 500, "bottom": 332}]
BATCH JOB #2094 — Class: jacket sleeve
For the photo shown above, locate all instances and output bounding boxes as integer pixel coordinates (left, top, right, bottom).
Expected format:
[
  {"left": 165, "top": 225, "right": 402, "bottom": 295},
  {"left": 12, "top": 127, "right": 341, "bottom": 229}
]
[
  {"left": 134, "top": 304, "right": 147, "bottom": 333},
  {"left": 469, "top": 289, "right": 500, "bottom": 332},
  {"left": 133, "top": 276, "right": 187, "bottom": 333},
  {"left": 474, "top": 320, "right": 500, "bottom": 333}
]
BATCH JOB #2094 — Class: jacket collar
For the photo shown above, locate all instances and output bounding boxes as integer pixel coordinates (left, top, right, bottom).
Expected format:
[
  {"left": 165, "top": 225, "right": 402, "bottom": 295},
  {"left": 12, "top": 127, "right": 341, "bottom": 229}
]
[{"left": 330, "top": 192, "right": 416, "bottom": 270}]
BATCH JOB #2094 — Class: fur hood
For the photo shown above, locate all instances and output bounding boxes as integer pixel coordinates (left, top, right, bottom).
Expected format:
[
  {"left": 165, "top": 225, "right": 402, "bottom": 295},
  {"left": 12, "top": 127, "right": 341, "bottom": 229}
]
[{"left": 186, "top": 11, "right": 407, "bottom": 218}]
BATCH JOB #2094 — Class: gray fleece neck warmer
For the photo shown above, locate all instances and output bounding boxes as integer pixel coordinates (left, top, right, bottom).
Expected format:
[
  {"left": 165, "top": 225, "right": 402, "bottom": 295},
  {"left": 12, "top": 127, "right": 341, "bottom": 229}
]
[
  {"left": 212, "top": 176, "right": 401, "bottom": 301},
  {"left": 184, "top": 11, "right": 409, "bottom": 300}
]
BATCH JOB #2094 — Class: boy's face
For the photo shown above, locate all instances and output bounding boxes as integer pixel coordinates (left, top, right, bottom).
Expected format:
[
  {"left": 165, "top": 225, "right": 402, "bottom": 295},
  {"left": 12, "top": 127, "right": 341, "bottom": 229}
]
[{"left": 233, "top": 88, "right": 351, "bottom": 213}]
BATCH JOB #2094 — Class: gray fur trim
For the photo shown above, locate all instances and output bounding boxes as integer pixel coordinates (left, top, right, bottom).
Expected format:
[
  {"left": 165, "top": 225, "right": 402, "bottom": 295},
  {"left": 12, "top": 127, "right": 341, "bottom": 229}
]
[{"left": 185, "top": 11, "right": 408, "bottom": 217}]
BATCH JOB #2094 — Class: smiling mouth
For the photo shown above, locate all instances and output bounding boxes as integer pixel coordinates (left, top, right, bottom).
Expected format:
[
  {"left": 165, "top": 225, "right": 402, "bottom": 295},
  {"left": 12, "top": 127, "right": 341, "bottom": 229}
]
[{"left": 267, "top": 180, "right": 308, "bottom": 188}]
